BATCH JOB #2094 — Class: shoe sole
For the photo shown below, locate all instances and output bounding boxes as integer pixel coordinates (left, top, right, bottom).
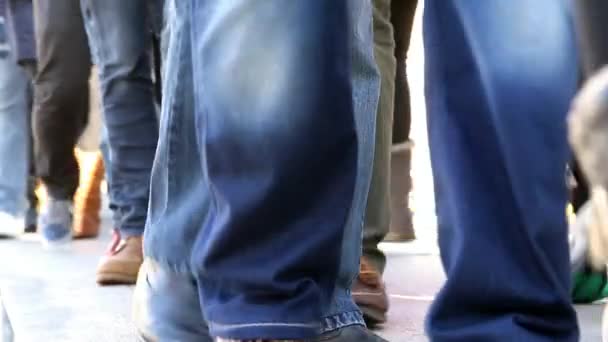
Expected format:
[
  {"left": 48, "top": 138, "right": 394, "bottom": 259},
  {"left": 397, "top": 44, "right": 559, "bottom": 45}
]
[
  {"left": 359, "top": 305, "right": 387, "bottom": 328},
  {"left": 383, "top": 233, "right": 416, "bottom": 242},
  {"left": 96, "top": 271, "right": 138, "bottom": 285},
  {"left": 73, "top": 232, "right": 99, "bottom": 240},
  {"left": 0, "top": 226, "right": 24, "bottom": 238},
  {"left": 41, "top": 234, "right": 72, "bottom": 250}
]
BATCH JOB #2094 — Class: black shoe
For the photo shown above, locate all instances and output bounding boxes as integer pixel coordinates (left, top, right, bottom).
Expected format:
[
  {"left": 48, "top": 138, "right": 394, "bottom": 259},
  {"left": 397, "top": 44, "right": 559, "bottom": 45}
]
[
  {"left": 24, "top": 206, "right": 37, "bottom": 233},
  {"left": 317, "top": 325, "right": 387, "bottom": 342},
  {"left": 216, "top": 326, "right": 387, "bottom": 342}
]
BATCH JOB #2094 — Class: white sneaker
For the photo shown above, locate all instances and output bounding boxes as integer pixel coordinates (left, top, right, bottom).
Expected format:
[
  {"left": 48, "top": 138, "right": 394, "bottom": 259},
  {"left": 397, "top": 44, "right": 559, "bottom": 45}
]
[{"left": 0, "top": 212, "right": 24, "bottom": 238}]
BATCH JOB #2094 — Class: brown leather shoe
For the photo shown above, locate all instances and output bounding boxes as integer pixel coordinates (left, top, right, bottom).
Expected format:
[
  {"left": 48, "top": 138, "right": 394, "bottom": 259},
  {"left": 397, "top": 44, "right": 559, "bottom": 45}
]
[
  {"left": 352, "top": 257, "right": 389, "bottom": 327},
  {"left": 96, "top": 229, "right": 143, "bottom": 285},
  {"left": 73, "top": 150, "right": 104, "bottom": 239}
]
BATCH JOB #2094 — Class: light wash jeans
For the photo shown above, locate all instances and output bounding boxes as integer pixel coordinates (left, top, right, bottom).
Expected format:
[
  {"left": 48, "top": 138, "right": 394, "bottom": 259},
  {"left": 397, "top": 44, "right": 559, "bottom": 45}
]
[
  {"left": 80, "top": 0, "right": 159, "bottom": 236},
  {"left": 424, "top": 0, "right": 579, "bottom": 340},
  {"left": 0, "top": 17, "right": 29, "bottom": 216},
  {"left": 143, "top": 0, "right": 379, "bottom": 339}
]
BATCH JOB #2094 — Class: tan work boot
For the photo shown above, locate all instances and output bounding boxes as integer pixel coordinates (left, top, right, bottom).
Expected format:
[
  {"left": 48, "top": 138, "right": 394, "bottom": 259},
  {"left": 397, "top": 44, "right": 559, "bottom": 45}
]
[
  {"left": 352, "top": 257, "right": 389, "bottom": 327},
  {"left": 73, "top": 150, "right": 104, "bottom": 239},
  {"left": 96, "top": 229, "right": 143, "bottom": 285}
]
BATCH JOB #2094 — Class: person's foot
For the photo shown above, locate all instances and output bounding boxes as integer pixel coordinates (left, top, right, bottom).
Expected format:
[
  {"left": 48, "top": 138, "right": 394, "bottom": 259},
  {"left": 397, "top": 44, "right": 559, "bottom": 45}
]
[
  {"left": 39, "top": 199, "right": 72, "bottom": 248},
  {"left": 352, "top": 257, "right": 389, "bottom": 327},
  {"left": 0, "top": 212, "right": 24, "bottom": 238},
  {"left": 569, "top": 201, "right": 608, "bottom": 303},
  {"left": 572, "top": 266, "right": 608, "bottom": 303},
  {"left": 96, "top": 229, "right": 143, "bottom": 285},
  {"left": 214, "top": 325, "right": 387, "bottom": 341},
  {"left": 24, "top": 205, "right": 38, "bottom": 233},
  {"left": 73, "top": 151, "right": 104, "bottom": 239},
  {"left": 134, "top": 259, "right": 212, "bottom": 341}
]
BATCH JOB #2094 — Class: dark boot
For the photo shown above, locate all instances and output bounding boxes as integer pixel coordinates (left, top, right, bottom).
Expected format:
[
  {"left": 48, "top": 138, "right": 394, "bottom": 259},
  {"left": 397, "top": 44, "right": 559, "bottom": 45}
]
[
  {"left": 385, "top": 141, "right": 415, "bottom": 241},
  {"left": 352, "top": 257, "right": 389, "bottom": 327}
]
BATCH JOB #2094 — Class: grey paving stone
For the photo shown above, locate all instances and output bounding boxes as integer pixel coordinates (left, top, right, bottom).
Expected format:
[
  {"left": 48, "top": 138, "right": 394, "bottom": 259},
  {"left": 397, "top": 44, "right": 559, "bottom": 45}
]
[
  {"left": 0, "top": 227, "right": 603, "bottom": 342},
  {"left": 0, "top": 233, "right": 136, "bottom": 342}
]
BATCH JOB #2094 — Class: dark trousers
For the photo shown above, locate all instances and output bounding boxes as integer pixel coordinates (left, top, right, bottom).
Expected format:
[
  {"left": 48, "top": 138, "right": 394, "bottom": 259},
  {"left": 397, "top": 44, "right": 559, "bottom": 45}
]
[
  {"left": 363, "top": 0, "right": 418, "bottom": 272},
  {"left": 391, "top": 0, "right": 417, "bottom": 144},
  {"left": 31, "top": 0, "right": 91, "bottom": 200}
]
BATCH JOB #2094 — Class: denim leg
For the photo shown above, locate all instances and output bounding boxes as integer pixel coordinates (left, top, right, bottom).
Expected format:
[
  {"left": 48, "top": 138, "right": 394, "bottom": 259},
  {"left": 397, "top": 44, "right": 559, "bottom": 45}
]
[
  {"left": 145, "top": 0, "right": 376, "bottom": 339},
  {"left": 424, "top": 1, "right": 579, "bottom": 341},
  {"left": 0, "top": 21, "right": 29, "bottom": 216},
  {"left": 144, "top": 0, "right": 203, "bottom": 270},
  {"left": 363, "top": 0, "right": 396, "bottom": 273},
  {"left": 80, "top": 0, "right": 159, "bottom": 236},
  {"left": 186, "top": 0, "right": 375, "bottom": 339}
]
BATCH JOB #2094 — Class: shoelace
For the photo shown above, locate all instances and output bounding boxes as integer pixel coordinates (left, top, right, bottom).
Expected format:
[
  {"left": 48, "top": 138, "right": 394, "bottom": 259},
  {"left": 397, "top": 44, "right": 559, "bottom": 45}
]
[
  {"left": 105, "top": 229, "right": 123, "bottom": 256},
  {"left": 358, "top": 258, "right": 381, "bottom": 286}
]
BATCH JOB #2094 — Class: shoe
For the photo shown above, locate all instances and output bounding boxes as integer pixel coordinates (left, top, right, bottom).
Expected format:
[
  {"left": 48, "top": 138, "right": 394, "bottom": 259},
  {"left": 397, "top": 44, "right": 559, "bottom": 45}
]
[
  {"left": 39, "top": 199, "right": 72, "bottom": 249},
  {"left": 572, "top": 266, "right": 608, "bottom": 304},
  {"left": 352, "top": 257, "right": 389, "bottom": 327},
  {"left": 96, "top": 229, "right": 143, "bottom": 285},
  {"left": 214, "top": 326, "right": 387, "bottom": 342},
  {"left": 73, "top": 151, "right": 104, "bottom": 239},
  {"left": 570, "top": 201, "right": 608, "bottom": 303},
  {"left": 0, "top": 212, "right": 24, "bottom": 238},
  {"left": 134, "top": 259, "right": 212, "bottom": 341},
  {"left": 385, "top": 142, "right": 415, "bottom": 242},
  {"left": 24, "top": 205, "right": 37, "bottom": 233}
]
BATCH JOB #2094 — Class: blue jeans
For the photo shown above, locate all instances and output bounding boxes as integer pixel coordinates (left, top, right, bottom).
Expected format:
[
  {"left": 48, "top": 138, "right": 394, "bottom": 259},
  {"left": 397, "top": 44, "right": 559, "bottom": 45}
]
[
  {"left": 424, "top": 1, "right": 579, "bottom": 340},
  {"left": 0, "top": 18, "right": 29, "bottom": 216},
  {"left": 144, "top": 0, "right": 378, "bottom": 339},
  {"left": 80, "top": 0, "right": 159, "bottom": 236}
]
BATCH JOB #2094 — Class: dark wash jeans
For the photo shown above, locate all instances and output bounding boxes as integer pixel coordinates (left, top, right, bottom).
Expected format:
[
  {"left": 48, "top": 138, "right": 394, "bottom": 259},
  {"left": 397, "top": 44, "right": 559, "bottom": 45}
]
[
  {"left": 143, "top": 0, "right": 379, "bottom": 339},
  {"left": 424, "top": 0, "right": 579, "bottom": 340},
  {"left": 80, "top": 0, "right": 158, "bottom": 236}
]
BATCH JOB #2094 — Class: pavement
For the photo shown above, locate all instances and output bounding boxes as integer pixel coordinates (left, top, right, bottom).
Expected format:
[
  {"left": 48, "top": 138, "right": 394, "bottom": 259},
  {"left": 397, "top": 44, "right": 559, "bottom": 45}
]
[{"left": 0, "top": 211, "right": 604, "bottom": 341}]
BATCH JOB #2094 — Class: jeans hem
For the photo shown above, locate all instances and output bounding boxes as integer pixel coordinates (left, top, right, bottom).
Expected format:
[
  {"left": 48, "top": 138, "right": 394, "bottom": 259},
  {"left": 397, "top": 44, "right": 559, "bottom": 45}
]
[
  {"left": 321, "top": 310, "right": 365, "bottom": 333},
  {"left": 207, "top": 310, "right": 365, "bottom": 340}
]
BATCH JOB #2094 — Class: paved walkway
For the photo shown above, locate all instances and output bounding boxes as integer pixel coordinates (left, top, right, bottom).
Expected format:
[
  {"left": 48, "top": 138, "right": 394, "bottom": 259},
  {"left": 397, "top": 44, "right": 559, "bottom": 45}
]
[{"left": 0, "top": 216, "right": 603, "bottom": 341}]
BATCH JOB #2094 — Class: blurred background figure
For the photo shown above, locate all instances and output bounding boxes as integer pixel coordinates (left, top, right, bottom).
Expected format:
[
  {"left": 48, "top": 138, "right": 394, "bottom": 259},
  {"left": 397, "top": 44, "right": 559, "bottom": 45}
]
[
  {"left": 30, "top": 0, "right": 98, "bottom": 247},
  {"left": 356, "top": 0, "right": 418, "bottom": 328},
  {"left": 568, "top": 1, "right": 608, "bottom": 339},
  {"left": 0, "top": 6, "right": 32, "bottom": 237},
  {"left": 78, "top": 0, "right": 159, "bottom": 285}
]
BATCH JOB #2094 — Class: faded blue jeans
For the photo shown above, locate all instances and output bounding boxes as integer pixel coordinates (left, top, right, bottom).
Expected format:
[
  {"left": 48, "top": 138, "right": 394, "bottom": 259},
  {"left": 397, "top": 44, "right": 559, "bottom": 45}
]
[
  {"left": 79, "top": 0, "right": 159, "bottom": 236},
  {"left": 424, "top": 0, "right": 579, "bottom": 340},
  {"left": 144, "top": 0, "right": 378, "bottom": 339},
  {"left": 0, "top": 17, "right": 29, "bottom": 216}
]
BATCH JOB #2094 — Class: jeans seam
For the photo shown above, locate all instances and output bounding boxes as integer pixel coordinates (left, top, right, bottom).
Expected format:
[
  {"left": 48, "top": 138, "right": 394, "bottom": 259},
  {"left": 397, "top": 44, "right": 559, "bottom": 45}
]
[{"left": 209, "top": 322, "right": 319, "bottom": 329}]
